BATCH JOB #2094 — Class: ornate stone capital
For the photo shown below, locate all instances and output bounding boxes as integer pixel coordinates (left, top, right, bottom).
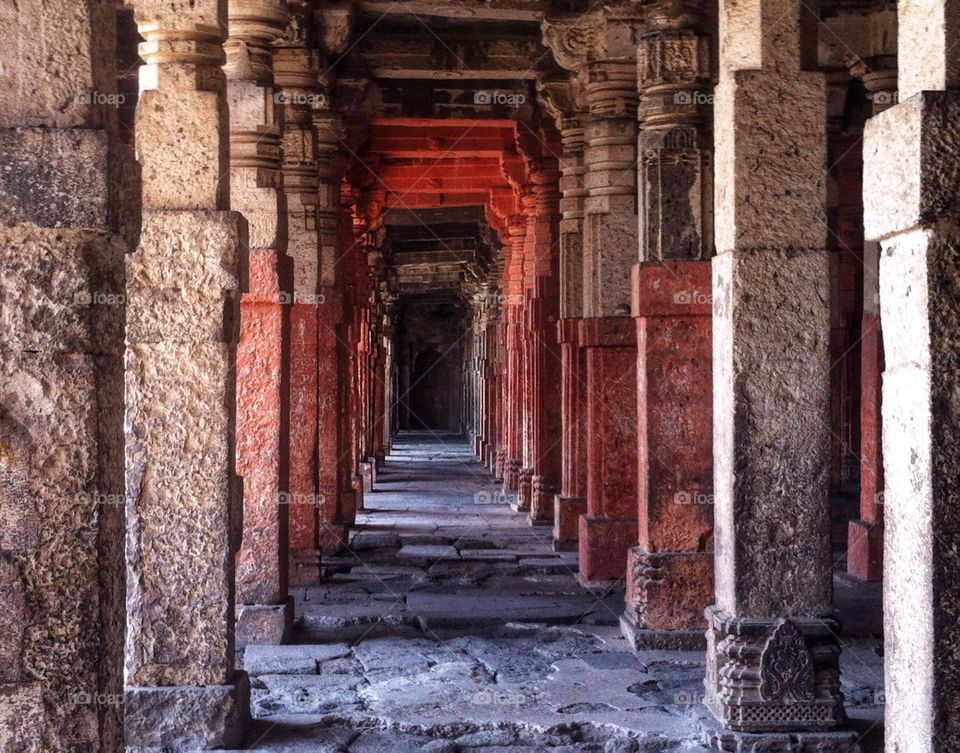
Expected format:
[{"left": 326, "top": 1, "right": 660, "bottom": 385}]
[{"left": 225, "top": 0, "right": 288, "bottom": 83}]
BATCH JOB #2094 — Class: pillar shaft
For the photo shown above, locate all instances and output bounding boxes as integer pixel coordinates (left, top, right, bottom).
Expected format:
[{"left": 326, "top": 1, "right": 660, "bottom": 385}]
[
  {"left": 623, "top": 0, "right": 715, "bottom": 649},
  {"left": 863, "top": 1, "right": 960, "bottom": 744},
  {"left": 702, "top": 0, "right": 855, "bottom": 744},
  {"left": 124, "top": 0, "right": 249, "bottom": 746},
  {"left": 227, "top": 0, "right": 292, "bottom": 648}
]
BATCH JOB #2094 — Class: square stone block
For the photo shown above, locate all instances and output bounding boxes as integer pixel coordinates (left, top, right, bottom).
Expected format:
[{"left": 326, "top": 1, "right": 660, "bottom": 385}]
[{"left": 864, "top": 91, "right": 960, "bottom": 240}]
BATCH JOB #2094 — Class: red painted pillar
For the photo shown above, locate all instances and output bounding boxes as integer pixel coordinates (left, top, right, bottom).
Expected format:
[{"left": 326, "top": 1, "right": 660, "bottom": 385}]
[
  {"left": 848, "top": 247, "right": 884, "bottom": 580},
  {"left": 236, "top": 249, "right": 291, "bottom": 643},
  {"left": 529, "top": 284, "right": 563, "bottom": 525},
  {"left": 622, "top": 261, "right": 714, "bottom": 649},
  {"left": 316, "top": 286, "right": 349, "bottom": 552},
  {"left": 554, "top": 318, "right": 589, "bottom": 550},
  {"left": 288, "top": 297, "right": 320, "bottom": 584},
  {"left": 579, "top": 317, "right": 638, "bottom": 584}
]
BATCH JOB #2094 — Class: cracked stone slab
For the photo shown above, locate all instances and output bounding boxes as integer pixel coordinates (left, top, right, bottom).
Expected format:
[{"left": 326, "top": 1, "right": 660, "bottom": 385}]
[
  {"left": 244, "top": 644, "right": 352, "bottom": 676},
  {"left": 397, "top": 544, "right": 461, "bottom": 562}
]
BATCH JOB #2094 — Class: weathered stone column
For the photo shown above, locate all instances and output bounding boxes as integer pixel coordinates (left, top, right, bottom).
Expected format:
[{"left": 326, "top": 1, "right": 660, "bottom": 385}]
[
  {"left": 124, "top": 0, "right": 249, "bottom": 747},
  {"left": 544, "top": 8, "right": 642, "bottom": 583},
  {"left": 847, "top": 63, "right": 896, "bottom": 582},
  {"left": 523, "top": 143, "right": 563, "bottom": 526},
  {"left": 0, "top": 2, "right": 127, "bottom": 750},
  {"left": 275, "top": 15, "right": 323, "bottom": 584},
  {"left": 862, "top": 1, "right": 960, "bottom": 747},
  {"left": 700, "top": 0, "right": 856, "bottom": 747},
  {"left": 501, "top": 215, "right": 528, "bottom": 498},
  {"left": 539, "top": 78, "right": 590, "bottom": 550},
  {"left": 226, "top": 0, "right": 293, "bottom": 649},
  {"left": 622, "top": 0, "right": 715, "bottom": 650},
  {"left": 315, "top": 108, "right": 351, "bottom": 553}
]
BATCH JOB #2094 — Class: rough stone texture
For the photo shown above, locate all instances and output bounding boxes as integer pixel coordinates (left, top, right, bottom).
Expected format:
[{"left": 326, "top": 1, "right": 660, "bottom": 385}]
[
  {"left": 711, "top": 246, "right": 833, "bottom": 618},
  {"left": 124, "top": 675, "right": 250, "bottom": 751},
  {"left": 0, "top": 129, "right": 111, "bottom": 229},
  {"left": 125, "top": 209, "right": 247, "bottom": 689}
]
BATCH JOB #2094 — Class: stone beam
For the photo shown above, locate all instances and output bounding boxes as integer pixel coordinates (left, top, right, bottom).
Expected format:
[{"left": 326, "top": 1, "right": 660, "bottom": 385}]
[
  {"left": 356, "top": 0, "right": 543, "bottom": 22},
  {"left": 347, "top": 25, "right": 549, "bottom": 80}
]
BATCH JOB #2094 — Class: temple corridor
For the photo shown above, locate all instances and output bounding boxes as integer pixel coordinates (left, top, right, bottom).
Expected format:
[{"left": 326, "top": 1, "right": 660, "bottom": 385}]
[{"left": 3, "top": 0, "right": 960, "bottom": 751}]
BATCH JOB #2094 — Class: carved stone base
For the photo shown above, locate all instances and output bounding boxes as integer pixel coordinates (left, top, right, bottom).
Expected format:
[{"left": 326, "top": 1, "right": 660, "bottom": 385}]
[
  {"left": 530, "top": 474, "right": 556, "bottom": 525},
  {"left": 691, "top": 702, "right": 860, "bottom": 753},
  {"left": 553, "top": 495, "right": 587, "bottom": 551},
  {"left": 358, "top": 461, "right": 374, "bottom": 492},
  {"left": 515, "top": 467, "right": 533, "bottom": 512},
  {"left": 704, "top": 606, "right": 849, "bottom": 735},
  {"left": 619, "top": 612, "right": 706, "bottom": 651},
  {"left": 495, "top": 449, "right": 507, "bottom": 480},
  {"left": 289, "top": 549, "right": 321, "bottom": 586},
  {"left": 503, "top": 457, "right": 521, "bottom": 492}
]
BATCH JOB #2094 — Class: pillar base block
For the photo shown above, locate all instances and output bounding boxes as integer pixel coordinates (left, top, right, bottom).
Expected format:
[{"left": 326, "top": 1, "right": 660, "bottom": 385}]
[
  {"left": 474, "top": 435, "right": 483, "bottom": 455},
  {"left": 690, "top": 703, "right": 860, "bottom": 753},
  {"left": 704, "top": 606, "right": 849, "bottom": 735},
  {"left": 358, "top": 461, "right": 374, "bottom": 493},
  {"left": 124, "top": 673, "right": 250, "bottom": 751},
  {"left": 289, "top": 549, "right": 321, "bottom": 586},
  {"left": 374, "top": 451, "right": 386, "bottom": 471},
  {"left": 846, "top": 519, "right": 883, "bottom": 581},
  {"left": 236, "top": 597, "right": 294, "bottom": 648},
  {"left": 578, "top": 514, "right": 637, "bottom": 582},
  {"left": 554, "top": 495, "right": 588, "bottom": 551},
  {"left": 619, "top": 612, "right": 706, "bottom": 651},
  {"left": 318, "top": 522, "right": 350, "bottom": 554},
  {"left": 503, "top": 458, "right": 521, "bottom": 492},
  {"left": 530, "top": 474, "right": 556, "bottom": 525},
  {"left": 624, "top": 549, "right": 713, "bottom": 632},
  {"left": 516, "top": 467, "right": 533, "bottom": 512}
]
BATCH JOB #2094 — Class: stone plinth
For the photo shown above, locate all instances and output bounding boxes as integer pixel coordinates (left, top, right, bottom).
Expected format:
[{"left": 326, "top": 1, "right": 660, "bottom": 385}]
[{"left": 578, "top": 317, "right": 638, "bottom": 583}]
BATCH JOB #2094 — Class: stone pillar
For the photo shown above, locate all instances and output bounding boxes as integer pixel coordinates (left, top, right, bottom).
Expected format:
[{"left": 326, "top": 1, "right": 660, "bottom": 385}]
[
  {"left": 0, "top": 2, "right": 127, "bottom": 750},
  {"left": 226, "top": 0, "right": 293, "bottom": 649},
  {"left": 847, "top": 65, "right": 896, "bottom": 582},
  {"left": 501, "top": 215, "right": 527, "bottom": 499},
  {"left": 578, "top": 317, "right": 639, "bottom": 585},
  {"left": 524, "top": 147, "right": 563, "bottom": 526},
  {"left": 700, "top": 0, "right": 856, "bottom": 747},
  {"left": 124, "top": 0, "right": 249, "bottom": 747},
  {"left": 315, "top": 111, "right": 350, "bottom": 553},
  {"left": 622, "top": 0, "right": 715, "bottom": 650},
  {"left": 544, "top": 9, "right": 642, "bottom": 584},
  {"left": 862, "top": 1, "right": 960, "bottom": 747},
  {"left": 275, "top": 21, "right": 322, "bottom": 585},
  {"left": 539, "top": 79, "right": 590, "bottom": 550}
]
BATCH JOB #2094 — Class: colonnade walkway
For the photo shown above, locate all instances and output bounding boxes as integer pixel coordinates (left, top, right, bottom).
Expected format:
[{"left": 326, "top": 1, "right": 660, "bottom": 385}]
[{"left": 238, "top": 435, "right": 883, "bottom": 752}]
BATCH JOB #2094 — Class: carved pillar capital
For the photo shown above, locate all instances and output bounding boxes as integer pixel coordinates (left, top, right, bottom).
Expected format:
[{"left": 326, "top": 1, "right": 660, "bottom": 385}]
[{"left": 224, "top": 0, "right": 288, "bottom": 83}]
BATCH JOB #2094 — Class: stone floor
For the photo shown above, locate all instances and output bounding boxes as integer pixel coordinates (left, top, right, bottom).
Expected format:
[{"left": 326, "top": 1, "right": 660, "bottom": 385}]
[{"left": 238, "top": 433, "right": 885, "bottom": 753}]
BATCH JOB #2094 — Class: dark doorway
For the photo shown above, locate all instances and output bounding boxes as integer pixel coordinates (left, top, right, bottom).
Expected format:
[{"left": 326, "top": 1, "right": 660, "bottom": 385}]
[{"left": 396, "top": 299, "right": 465, "bottom": 432}]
